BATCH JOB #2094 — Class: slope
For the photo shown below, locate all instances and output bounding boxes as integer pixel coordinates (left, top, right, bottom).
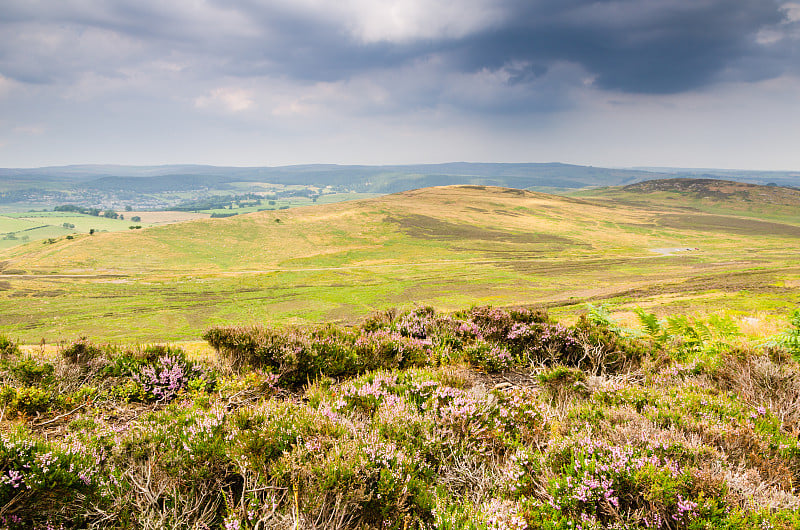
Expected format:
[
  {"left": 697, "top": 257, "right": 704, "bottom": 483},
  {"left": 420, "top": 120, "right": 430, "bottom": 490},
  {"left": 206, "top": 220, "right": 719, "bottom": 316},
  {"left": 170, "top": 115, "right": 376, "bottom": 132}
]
[
  {"left": 0, "top": 185, "right": 798, "bottom": 342},
  {"left": 569, "top": 178, "right": 800, "bottom": 222}
]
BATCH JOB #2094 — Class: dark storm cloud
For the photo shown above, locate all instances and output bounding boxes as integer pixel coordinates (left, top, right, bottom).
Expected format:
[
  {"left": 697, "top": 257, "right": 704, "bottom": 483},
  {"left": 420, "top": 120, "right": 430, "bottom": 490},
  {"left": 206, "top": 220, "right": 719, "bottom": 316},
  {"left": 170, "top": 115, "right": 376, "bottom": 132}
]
[
  {"left": 0, "top": 0, "right": 796, "bottom": 98},
  {"left": 445, "top": 0, "right": 791, "bottom": 94}
]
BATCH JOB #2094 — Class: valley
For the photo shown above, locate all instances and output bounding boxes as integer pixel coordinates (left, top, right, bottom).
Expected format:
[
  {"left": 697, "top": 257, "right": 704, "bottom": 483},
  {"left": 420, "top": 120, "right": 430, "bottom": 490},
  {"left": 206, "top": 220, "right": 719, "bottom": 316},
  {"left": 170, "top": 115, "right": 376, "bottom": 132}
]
[{"left": 1, "top": 181, "right": 798, "bottom": 343}]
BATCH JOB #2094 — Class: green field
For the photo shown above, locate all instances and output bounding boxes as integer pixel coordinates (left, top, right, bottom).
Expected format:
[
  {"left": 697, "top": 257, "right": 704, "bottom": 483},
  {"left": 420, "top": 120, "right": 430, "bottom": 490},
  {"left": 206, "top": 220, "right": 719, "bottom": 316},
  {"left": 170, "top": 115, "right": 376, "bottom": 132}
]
[
  {"left": 0, "top": 212, "right": 150, "bottom": 250},
  {"left": 193, "top": 192, "right": 382, "bottom": 216},
  {"left": 1, "top": 182, "right": 799, "bottom": 343}
]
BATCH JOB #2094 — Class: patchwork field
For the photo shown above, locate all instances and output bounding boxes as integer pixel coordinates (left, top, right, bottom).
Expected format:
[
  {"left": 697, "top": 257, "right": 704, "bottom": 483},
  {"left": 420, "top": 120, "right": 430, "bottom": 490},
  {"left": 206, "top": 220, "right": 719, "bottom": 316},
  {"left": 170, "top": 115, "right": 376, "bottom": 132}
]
[{"left": 1, "top": 182, "right": 799, "bottom": 343}]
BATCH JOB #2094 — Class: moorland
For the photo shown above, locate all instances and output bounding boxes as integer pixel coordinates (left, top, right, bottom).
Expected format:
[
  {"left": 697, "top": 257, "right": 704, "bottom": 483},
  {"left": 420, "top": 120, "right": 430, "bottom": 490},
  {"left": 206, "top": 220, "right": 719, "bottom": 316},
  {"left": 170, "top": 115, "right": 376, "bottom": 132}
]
[
  {"left": 1, "top": 176, "right": 800, "bottom": 529},
  {"left": 1, "top": 180, "right": 799, "bottom": 343}
]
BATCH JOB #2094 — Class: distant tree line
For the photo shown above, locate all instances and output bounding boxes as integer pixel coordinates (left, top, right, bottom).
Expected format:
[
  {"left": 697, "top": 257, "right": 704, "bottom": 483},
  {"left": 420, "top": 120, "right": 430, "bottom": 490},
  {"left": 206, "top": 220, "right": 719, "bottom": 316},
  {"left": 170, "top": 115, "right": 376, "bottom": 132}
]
[
  {"left": 171, "top": 189, "right": 318, "bottom": 212},
  {"left": 54, "top": 205, "right": 122, "bottom": 219},
  {"left": 171, "top": 193, "right": 264, "bottom": 212},
  {"left": 55, "top": 204, "right": 101, "bottom": 216}
]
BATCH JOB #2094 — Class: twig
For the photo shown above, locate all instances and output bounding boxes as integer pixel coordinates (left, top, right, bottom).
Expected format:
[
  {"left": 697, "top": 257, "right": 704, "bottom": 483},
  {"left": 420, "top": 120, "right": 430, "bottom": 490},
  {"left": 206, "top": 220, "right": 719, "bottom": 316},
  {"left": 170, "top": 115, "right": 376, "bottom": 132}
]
[{"left": 32, "top": 401, "right": 90, "bottom": 427}]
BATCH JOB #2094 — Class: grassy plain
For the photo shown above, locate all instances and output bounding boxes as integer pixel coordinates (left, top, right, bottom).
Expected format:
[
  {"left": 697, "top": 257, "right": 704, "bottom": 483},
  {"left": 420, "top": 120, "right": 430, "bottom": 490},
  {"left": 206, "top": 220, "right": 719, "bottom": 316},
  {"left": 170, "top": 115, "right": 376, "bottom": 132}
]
[{"left": 1, "top": 183, "right": 799, "bottom": 343}]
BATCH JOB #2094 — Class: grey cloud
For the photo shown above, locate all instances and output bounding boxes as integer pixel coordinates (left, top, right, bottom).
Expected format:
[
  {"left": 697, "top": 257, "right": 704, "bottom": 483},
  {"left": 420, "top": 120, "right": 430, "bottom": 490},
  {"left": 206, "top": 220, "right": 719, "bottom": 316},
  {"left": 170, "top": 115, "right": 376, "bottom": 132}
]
[{"left": 0, "top": 0, "right": 796, "bottom": 109}]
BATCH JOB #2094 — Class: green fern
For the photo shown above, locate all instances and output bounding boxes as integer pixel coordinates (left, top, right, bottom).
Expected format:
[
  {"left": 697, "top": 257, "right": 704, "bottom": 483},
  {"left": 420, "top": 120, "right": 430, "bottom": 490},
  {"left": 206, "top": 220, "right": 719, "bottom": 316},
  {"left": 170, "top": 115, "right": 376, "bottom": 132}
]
[
  {"left": 586, "top": 304, "right": 616, "bottom": 327},
  {"left": 771, "top": 308, "right": 800, "bottom": 359},
  {"left": 586, "top": 304, "right": 642, "bottom": 338},
  {"left": 633, "top": 308, "right": 668, "bottom": 345},
  {"left": 664, "top": 314, "right": 739, "bottom": 355}
]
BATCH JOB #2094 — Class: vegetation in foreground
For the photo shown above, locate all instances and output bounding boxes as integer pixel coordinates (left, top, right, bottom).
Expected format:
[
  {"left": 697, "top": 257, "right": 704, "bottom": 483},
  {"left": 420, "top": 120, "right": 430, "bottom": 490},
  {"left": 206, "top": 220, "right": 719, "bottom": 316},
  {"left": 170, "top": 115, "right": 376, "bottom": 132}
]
[{"left": 1, "top": 304, "right": 800, "bottom": 529}]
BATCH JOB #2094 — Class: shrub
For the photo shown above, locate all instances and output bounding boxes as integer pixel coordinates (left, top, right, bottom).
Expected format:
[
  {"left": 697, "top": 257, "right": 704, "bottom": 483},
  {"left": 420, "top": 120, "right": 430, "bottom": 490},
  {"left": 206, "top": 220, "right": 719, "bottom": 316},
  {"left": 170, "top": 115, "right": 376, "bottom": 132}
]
[
  {"left": 132, "top": 355, "right": 193, "bottom": 402},
  {"left": 572, "top": 315, "right": 648, "bottom": 374},
  {"left": 466, "top": 305, "right": 548, "bottom": 343},
  {"left": 127, "top": 349, "right": 210, "bottom": 403},
  {"left": 6, "top": 356, "right": 55, "bottom": 386},
  {"left": 0, "top": 385, "right": 53, "bottom": 417},
  {"left": 522, "top": 436, "right": 711, "bottom": 529},
  {"left": 354, "top": 330, "right": 432, "bottom": 370},
  {"left": 0, "top": 429, "right": 103, "bottom": 527},
  {"left": 361, "top": 308, "right": 399, "bottom": 332},
  {"left": 60, "top": 337, "right": 106, "bottom": 366},
  {"left": 537, "top": 365, "right": 588, "bottom": 405},
  {"left": 0, "top": 335, "right": 19, "bottom": 357},
  {"left": 464, "top": 341, "right": 514, "bottom": 373},
  {"left": 204, "top": 325, "right": 299, "bottom": 371},
  {"left": 270, "top": 433, "right": 435, "bottom": 527},
  {"left": 205, "top": 324, "right": 432, "bottom": 387},
  {"left": 507, "top": 322, "right": 584, "bottom": 366},
  {"left": 397, "top": 306, "right": 438, "bottom": 339}
]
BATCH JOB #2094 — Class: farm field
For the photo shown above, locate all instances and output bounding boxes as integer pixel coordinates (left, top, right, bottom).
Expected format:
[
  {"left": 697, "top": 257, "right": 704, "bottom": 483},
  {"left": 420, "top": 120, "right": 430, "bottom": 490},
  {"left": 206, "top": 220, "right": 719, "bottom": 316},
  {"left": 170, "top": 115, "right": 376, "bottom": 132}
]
[
  {"left": 1, "top": 181, "right": 799, "bottom": 344},
  {"left": 0, "top": 193, "right": 382, "bottom": 250},
  {"left": 0, "top": 211, "right": 173, "bottom": 251}
]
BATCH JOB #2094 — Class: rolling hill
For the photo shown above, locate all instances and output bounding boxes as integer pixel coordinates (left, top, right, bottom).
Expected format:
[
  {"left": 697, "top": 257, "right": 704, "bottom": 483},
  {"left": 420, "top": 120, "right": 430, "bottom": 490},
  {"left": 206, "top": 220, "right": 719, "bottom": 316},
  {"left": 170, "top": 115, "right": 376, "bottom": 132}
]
[
  {"left": 1, "top": 183, "right": 799, "bottom": 342},
  {"left": 569, "top": 178, "right": 800, "bottom": 220}
]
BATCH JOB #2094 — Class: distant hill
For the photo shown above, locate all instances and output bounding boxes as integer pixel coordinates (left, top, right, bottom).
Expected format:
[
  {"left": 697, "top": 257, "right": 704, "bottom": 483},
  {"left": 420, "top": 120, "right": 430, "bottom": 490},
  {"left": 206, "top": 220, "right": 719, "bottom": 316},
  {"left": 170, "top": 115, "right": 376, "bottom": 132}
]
[
  {"left": 570, "top": 178, "right": 800, "bottom": 222},
  {"left": 632, "top": 167, "right": 800, "bottom": 188},
  {"left": 622, "top": 178, "right": 800, "bottom": 202},
  {"left": 0, "top": 162, "right": 663, "bottom": 194},
  {"left": 3, "top": 163, "right": 800, "bottom": 210},
  {"left": 81, "top": 174, "right": 235, "bottom": 193}
]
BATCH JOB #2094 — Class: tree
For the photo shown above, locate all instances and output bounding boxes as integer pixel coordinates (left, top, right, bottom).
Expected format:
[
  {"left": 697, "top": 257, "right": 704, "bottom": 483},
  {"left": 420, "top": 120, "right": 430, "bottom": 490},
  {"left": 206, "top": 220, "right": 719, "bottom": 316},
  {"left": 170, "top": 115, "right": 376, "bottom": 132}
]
[{"left": 131, "top": 216, "right": 141, "bottom": 222}]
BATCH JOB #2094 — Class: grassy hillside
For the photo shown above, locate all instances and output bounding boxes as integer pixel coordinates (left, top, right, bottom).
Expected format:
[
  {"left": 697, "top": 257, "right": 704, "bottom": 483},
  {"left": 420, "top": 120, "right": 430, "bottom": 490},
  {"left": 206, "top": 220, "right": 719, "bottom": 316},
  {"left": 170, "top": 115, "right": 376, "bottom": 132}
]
[{"left": 1, "top": 184, "right": 799, "bottom": 342}]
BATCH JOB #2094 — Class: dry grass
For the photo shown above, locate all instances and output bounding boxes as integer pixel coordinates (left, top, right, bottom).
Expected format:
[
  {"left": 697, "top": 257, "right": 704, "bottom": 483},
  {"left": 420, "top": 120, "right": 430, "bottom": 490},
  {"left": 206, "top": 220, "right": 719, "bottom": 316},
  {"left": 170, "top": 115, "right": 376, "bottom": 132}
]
[{"left": 125, "top": 211, "right": 211, "bottom": 224}]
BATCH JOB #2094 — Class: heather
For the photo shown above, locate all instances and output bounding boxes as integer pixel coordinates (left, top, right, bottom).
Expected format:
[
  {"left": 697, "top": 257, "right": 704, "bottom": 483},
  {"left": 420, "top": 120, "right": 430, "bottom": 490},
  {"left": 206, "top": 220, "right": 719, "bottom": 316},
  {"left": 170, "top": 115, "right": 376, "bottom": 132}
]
[{"left": 0, "top": 306, "right": 799, "bottom": 528}]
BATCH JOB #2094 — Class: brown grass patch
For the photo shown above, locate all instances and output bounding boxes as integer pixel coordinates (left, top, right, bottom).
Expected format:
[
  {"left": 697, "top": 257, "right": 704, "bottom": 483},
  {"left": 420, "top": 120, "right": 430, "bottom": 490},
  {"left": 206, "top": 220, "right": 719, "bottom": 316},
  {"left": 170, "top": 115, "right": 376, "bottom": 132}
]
[
  {"left": 657, "top": 214, "right": 800, "bottom": 237},
  {"left": 387, "top": 213, "right": 575, "bottom": 245}
]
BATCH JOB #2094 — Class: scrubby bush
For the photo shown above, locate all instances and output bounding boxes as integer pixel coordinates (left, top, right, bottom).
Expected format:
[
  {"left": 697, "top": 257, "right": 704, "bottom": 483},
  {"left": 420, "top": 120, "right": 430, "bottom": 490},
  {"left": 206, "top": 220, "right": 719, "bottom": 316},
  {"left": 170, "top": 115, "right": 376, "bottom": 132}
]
[
  {"left": 0, "top": 335, "right": 19, "bottom": 357},
  {"left": 354, "top": 330, "right": 432, "bottom": 370},
  {"left": 464, "top": 340, "right": 513, "bottom": 373},
  {"left": 5, "top": 356, "right": 55, "bottom": 386},
  {"left": 0, "top": 429, "right": 104, "bottom": 528},
  {"left": 572, "top": 315, "right": 649, "bottom": 374},
  {"left": 132, "top": 354, "right": 202, "bottom": 402},
  {"left": 60, "top": 336, "right": 107, "bottom": 366},
  {"left": 0, "top": 385, "right": 52, "bottom": 417},
  {"left": 465, "top": 305, "right": 548, "bottom": 343},
  {"left": 203, "top": 325, "right": 300, "bottom": 371},
  {"left": 518, "top": 436, "right": 718, "bottom": 529},
  {"left": 204, "top": 324, "right": 432, "bottom": 387}
]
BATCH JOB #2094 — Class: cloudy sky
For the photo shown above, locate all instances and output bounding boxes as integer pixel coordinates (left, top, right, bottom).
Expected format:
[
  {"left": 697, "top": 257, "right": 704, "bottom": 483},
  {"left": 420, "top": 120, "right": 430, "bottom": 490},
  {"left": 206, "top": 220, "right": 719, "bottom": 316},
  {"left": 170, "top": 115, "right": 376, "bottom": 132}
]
[{"left": 1, "top": 0, "right": 799, "bottom": 169}]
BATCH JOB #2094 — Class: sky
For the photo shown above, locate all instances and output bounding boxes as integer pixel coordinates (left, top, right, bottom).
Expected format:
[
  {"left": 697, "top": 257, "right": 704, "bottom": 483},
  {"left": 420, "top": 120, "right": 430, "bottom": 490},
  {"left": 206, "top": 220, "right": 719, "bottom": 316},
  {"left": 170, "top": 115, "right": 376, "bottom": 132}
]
[{"left": 1, "top": 0, "right": 799, "bottom": 170}]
